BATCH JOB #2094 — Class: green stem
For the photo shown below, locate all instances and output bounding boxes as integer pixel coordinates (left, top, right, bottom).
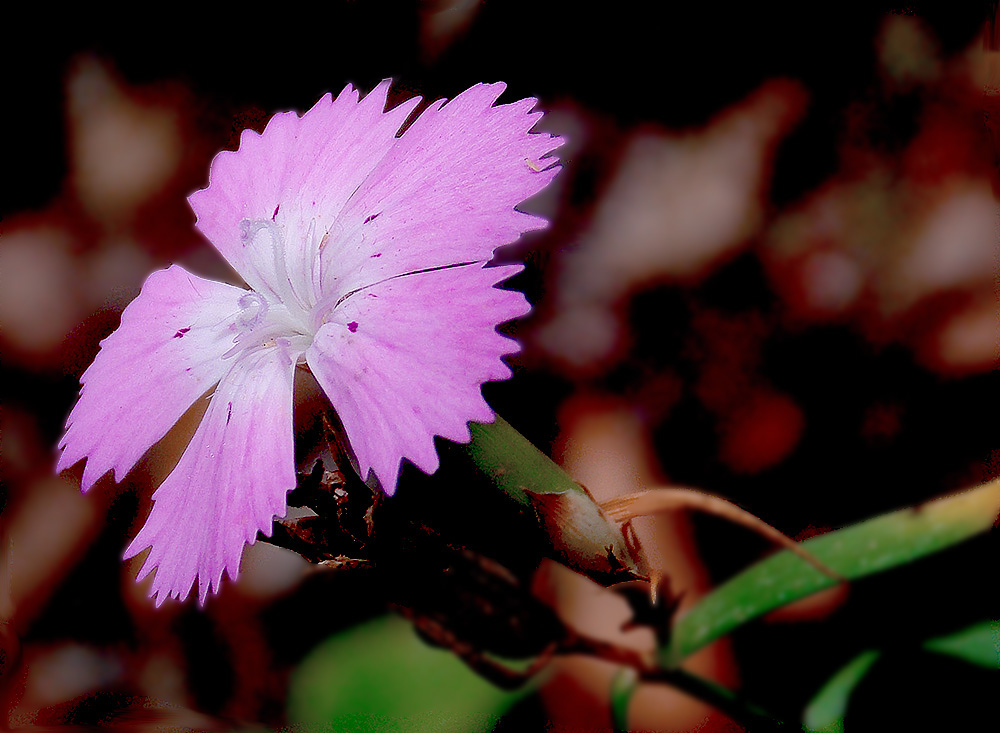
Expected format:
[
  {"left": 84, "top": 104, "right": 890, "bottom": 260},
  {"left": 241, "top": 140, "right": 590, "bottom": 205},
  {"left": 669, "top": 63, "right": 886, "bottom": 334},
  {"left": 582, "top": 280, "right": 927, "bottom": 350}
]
[
  {"left": 610, "top": 664, "right": 790, "bottom": 731},
  {"left": 465, "top": 416, "right": 641, "bottom": 583},
  {"left": 465, "top": 416, "right": 794, "bottom": 729},
  {"left": 653, "top": 667, "right": 790, "bottom": 732},
  {"left": 464, "top": 416, "right": 1000, "bottom": 730},
  {"left": 575, "top": 633, "right": 790, "bottom": 731}
]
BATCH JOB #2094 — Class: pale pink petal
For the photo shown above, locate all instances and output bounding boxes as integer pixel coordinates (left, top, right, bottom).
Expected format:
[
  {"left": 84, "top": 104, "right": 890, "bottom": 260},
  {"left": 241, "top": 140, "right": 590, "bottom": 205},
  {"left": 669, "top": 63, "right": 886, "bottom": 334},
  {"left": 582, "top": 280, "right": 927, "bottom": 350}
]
[
  {"left": 187, "top": 80, "right": 421, "bottom": 306},
  {"left": 124, "top": 347, "right": 297, "bottom": 605},
  {"left": 323, "top": 82, "right": 564, "bottom": 297},
  {"left": 305, "top": 264, "right": 530, "bottom": 492},
  {"left": 57, "top": 265, "right": 249, "bottom": 491}
]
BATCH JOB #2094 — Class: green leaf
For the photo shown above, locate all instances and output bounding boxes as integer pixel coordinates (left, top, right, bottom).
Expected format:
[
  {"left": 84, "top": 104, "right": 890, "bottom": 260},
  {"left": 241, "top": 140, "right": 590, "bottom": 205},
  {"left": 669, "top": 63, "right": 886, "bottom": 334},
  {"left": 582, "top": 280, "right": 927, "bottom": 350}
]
[
  {"left": 803, "top": 622, "right": 998, "bottom": 731},
  {"left": 662, "top": 478, "right": 1000, "bottom": 667},
  {"left": 923, "top": 619, "right": 1000, "bottom": 669},
  {"left": 288, "top": 615, "right": 530, "bottom": 732},
  {"left": 609, "top": 666, "right": 639, "bottom": 732},
  {"left": 466, "top": 415, "right": 641, "bottom": 584},
  {"left": 802, "top": 649, "right": 881, "bottom": 732}
]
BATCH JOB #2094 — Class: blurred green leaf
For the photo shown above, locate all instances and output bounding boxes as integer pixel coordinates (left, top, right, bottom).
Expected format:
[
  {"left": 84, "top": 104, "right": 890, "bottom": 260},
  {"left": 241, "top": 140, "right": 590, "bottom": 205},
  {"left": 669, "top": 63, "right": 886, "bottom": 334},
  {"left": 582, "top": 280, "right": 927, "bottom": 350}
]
[
  {"left": 802, "top": 649, "right": 881, "bottom": 732},
  {"left": 662, "top": 478, "right": 1000, "bottom": 667},
  {"left": 803, "top": 621, "right": 998, "bottom": 731},
  {"left": 923, "top": 619, "right": 1000, "bottom": 669},
  {"left": 609, "top": 666, "right": 639, "bottom": 732},
  {"left": 288, "top": 615, "right": 531, "bottom": 732}
]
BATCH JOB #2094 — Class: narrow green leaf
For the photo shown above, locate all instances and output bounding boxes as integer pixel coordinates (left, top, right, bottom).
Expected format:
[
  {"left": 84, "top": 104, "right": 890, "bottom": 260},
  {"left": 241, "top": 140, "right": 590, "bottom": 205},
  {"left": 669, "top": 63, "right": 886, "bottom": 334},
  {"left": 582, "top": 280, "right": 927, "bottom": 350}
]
[
  {"left": 923, "top": 620, "right": 1000, "bottom": 669},
  {"left": 802, "top": 649, "right": 881, "bottom": 732},
  {"left": 803, "top": 621, "right": 998, "bottom": 731},
  {"left": 662, "top": 478, "right": 1000, "bottom": 667},
  {"left": 466, "top": 415, "right": 641, "bottom": 583},
  {"left": 288, "top": 615, "right": 530, "bottom": 732}
]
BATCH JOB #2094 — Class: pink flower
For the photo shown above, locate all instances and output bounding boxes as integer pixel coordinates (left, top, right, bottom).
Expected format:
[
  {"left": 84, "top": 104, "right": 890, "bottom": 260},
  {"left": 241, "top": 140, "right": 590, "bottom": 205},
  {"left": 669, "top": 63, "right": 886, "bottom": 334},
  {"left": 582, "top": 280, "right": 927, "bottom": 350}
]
[{"left": 57, "top": 80, "right": 563, "bottom": 605}]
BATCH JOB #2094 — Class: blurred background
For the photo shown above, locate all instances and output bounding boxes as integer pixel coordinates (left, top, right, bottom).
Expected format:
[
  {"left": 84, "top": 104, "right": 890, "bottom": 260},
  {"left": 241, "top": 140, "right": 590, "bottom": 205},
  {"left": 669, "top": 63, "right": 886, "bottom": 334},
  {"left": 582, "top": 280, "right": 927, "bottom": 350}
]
[{"left": 1, "top": 1, "right": 997, "bottom": 730}]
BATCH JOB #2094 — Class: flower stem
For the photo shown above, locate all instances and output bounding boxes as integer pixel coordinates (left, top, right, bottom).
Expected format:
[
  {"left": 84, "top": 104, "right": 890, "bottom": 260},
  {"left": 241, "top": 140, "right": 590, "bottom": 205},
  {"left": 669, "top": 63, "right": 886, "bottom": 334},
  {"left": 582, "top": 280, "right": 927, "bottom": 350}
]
[
  {"left": 465, "top": 415, "right": 641, "bottom": 584},
  {"left": 651, "top": 666, "right": 790, "bottom": 732},
  {"left": 465, "top": 416, "right": 794, "bottom": 728},
  {"left": 568, "top": 632, "right": 789, "bottom": 731}
]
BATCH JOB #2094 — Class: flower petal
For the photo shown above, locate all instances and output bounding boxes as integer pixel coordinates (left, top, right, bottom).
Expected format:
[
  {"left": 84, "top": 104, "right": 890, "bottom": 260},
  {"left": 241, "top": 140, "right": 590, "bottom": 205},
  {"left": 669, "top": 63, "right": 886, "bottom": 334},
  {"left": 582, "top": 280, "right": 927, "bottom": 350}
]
[
  {"left": 189, "top": 80, "right": 563, "bottom": 312},
  {"left": 57, "top": 265, "right": 249, "bottom": 491},
  {"left": 324, "top": 82, "right": 564, "bottom": 297},
  {"left": 187, "top": 80, "right": 421, "bottom": 307},
  {"left": 124, "top": 347, "right": 297, "bottom": 605},
  {"left": 305, "top": 263, "right": 530, "bottom": 492}
]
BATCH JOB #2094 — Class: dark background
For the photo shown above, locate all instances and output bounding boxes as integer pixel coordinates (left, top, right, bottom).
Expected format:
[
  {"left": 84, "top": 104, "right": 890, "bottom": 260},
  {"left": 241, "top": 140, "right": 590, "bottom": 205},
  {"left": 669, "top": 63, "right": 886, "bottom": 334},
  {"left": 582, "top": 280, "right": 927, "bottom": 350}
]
[{"left": 1, "top": 2, "right": 996, "bottom": 729}]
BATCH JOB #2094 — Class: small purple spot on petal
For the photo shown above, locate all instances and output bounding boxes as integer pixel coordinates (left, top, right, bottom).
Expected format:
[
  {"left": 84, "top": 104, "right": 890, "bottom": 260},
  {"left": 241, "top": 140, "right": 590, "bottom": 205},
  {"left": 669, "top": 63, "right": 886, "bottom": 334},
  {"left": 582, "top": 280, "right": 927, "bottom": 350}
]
[
  {"left": 370, "top": 252, "right": 382, "bottom": 258},
  {"left": 347, "top": 321, "right": 359, "bottom": 333},
  {"left": 226, "top": 402, "right": 233, "bottom": 425},
  {"left": 363, "top": 212, "right": 381, "bottom": 224},
  {"left": 368, "top": 293, "right": 378, "bottom": 297},
  {"left": 173, "top": 327, "right": 191, "bottom": 338},
  {"left": 272, "top": 205, "right": 280, "bottom": 221}
]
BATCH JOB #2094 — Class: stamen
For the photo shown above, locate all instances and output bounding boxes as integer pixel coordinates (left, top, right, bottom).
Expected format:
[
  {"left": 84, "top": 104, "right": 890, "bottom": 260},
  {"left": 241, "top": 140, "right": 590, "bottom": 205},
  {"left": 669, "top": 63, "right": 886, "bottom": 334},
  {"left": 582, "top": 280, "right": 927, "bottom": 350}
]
[
  {"left": 240, "top": 218, "right": 310, "bottom": 314},
  {"left": 236, "top": 292, "right": 268, "bottom": 330},
  {"left": 219, "top": 290, "right": 314, "bottom": 362},
  {"left": 222, "top": 292, "right": 271, "bottom": 359},
  {"left": 274, "top": 336, "right": 296, "bottom": 367}
]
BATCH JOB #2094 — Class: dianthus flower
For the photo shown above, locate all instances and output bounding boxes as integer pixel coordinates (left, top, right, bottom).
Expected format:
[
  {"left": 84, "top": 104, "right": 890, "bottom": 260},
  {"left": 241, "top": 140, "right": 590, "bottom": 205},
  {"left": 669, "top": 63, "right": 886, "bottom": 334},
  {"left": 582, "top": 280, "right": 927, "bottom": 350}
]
[{"left": 57, "top": 80, "right": 563, "bottom": 605}]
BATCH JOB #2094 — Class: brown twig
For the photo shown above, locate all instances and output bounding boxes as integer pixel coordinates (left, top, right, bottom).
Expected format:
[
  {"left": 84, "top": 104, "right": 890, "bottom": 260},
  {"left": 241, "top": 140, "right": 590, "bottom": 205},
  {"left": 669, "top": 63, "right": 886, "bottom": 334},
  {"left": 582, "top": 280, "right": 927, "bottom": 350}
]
[{"left": 602, "top": 486, "right": 845, "bottom": 582}]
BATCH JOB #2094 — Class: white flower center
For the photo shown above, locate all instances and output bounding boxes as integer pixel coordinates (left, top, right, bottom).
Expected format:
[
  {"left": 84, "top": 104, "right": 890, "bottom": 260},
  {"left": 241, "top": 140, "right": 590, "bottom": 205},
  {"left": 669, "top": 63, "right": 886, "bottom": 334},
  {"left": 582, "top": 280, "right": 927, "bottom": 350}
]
[
  {"left": 222, "top": 279, "right": 313, "bottom": 366},
  {"left": 239, "top": 217, "right": 317, "bottom": 318},
  {"left": 224, "top": 215, "right": 365, "bottom": 364}
]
